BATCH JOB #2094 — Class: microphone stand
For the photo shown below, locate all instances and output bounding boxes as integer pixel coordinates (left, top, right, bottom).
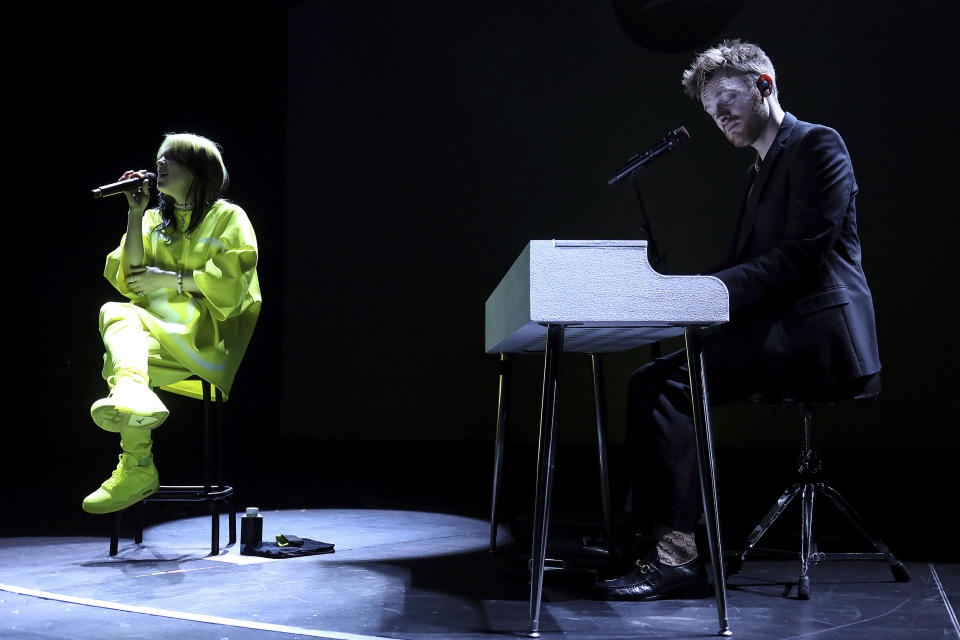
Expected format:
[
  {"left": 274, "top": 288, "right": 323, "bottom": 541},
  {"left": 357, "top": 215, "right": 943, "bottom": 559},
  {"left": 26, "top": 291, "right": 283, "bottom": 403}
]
[
  {"left": 604, "top": 129, "right": 688, "bottom": 529},
  {"left": 629, "top": 170, "right": 665, "bottom": 360}
]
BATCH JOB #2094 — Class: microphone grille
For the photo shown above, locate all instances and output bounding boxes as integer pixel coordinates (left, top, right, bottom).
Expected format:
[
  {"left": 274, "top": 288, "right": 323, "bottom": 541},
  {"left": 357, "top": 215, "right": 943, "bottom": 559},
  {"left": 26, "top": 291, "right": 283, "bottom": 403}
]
[{"left": 673, "top": 126, "right": 690, "bottom": 144}]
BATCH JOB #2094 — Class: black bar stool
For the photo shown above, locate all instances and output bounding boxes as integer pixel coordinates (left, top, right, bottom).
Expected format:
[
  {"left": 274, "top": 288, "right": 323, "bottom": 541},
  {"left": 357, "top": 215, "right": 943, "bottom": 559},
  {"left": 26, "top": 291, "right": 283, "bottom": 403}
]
[
  {"left": 110, "top": 378, "right": 236, "bottom": 556},
  {"left": 726, "top": 373, "right": 910, "bottom": 598}
]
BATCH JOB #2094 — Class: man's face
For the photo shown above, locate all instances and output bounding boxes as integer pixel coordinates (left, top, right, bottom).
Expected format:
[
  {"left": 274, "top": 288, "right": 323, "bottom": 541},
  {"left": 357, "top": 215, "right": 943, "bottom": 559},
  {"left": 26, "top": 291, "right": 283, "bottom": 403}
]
[{"left": 701, "top": 72, "right": 768, "bottom": 149}]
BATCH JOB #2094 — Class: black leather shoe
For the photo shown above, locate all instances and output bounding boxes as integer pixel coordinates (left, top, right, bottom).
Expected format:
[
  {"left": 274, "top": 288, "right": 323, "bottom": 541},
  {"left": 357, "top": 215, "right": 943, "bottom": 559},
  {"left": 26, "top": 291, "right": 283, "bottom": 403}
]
[
  {"left": 593, "top": 549, "right": 711, "bottom": 601},
  {"left": 594, "top": 531, "right": 657, "bottom": 580}
]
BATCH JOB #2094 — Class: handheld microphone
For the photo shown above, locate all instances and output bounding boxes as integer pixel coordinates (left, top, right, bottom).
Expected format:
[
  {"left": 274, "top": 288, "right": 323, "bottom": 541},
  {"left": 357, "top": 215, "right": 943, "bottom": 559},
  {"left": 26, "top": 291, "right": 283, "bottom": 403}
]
[
  {"left": 607, "top": 127, "right": 689, "bottom": 185},
  {"left": 91, "top": 172, "right": 157, "bottom": 199}
]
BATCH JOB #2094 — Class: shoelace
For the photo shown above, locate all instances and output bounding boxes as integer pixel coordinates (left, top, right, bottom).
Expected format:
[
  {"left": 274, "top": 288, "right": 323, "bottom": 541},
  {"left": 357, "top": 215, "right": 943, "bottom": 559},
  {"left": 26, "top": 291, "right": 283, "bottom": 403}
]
[
  {"left": 101, "top": 456, "right": 129, "bottom": 489},
  {"left": 101, "top": 455, "right": 150, "bottom": 489}
]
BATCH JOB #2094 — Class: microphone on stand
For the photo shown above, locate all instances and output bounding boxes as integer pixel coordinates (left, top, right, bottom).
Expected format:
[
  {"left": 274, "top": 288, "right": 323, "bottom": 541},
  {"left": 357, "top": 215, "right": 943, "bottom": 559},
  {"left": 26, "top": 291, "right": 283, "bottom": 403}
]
[
  {"left": 607, "top": 127, "right": 689, "bottom": 359},
  {"left": 607, "top": 127, "right": 689, "bottom": 185},
  {"left": 91, "top": 172, "right": 156, "bottom": 198}
]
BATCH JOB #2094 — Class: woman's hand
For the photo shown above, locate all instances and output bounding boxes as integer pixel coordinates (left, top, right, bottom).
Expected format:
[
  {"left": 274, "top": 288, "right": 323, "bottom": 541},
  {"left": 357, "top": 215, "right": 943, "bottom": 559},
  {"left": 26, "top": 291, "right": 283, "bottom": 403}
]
[
  {"left": 119, "top": 169, "right": 153, "bottom": 217},
  {"left": 125, "top": 266, "right": 172, "bottom": 297}
]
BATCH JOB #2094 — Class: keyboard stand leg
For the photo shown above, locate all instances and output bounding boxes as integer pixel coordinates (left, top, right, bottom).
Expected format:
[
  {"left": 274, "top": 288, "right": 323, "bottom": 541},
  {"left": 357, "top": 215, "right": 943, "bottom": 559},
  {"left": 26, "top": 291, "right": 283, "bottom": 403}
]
[
  {"left": 590, "top": 353, "right": 613, "bottom": 544},
  {"left": 490, "top": 353, "right": 512, "bottom": 552},
  {"left": 528, "top": 324, "right": 564, "bottom": 638},
  {"left": 684, "top": 326, "right": 731, "bottom": 637}
]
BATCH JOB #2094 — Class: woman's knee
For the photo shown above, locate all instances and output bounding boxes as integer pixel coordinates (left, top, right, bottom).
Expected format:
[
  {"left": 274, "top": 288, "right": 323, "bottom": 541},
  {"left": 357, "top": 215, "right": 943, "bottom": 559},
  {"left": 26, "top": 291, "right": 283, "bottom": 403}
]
[{"left": 99, "top": 302, "right": 137, "bottom": 333}]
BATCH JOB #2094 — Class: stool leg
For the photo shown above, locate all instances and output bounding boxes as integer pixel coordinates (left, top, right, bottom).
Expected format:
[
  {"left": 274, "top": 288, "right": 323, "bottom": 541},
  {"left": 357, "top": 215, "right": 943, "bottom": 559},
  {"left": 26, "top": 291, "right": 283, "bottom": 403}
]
[
  {"left": 818, "top": 483, "right": 911, "bottom": 582},
  {"left": 210, "top": 502, "right": 220, "bottom": 556},
  {"left": 202, "top": 380, "right": 219, "bottom": 556},
  {"left": 110, "top": 511, "right": 121, "bottom": 556},
  {"left": 798, "top": 483, "right": 815, "bottom": 599},
  {"left": 203, "top": 381, "right": 212, "bottom": 493},
  {"left": 135, "top": 500, "right": 145, "bottom": 544},
  {"left": 729, "top": 482, "right": 804, "bottom": 574},
  {"left": 228, "top": 497, "right": 237, "bottom": 545},
  {"left": 216, "top": 387, "right": 224, "bottom": 490},
  {"left": 214, "top": 385, "right": 236, "bottom": 548}
]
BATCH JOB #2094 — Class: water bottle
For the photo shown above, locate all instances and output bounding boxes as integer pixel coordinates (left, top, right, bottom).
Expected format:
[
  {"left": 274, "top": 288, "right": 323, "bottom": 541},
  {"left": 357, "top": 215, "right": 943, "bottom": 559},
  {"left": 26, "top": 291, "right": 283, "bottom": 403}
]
[{"left": 240, "top": 507, "right": 263, "bottom": 554}]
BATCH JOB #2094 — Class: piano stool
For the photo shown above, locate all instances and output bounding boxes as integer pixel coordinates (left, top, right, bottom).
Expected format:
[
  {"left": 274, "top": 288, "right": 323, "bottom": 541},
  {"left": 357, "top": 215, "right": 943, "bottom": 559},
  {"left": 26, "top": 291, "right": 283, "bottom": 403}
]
[
  {"left": 109, "top": 378, "right": 236, "bottom": 557},
  {"left": 726, "top": 374, "right": 911, "bottom": 599}
]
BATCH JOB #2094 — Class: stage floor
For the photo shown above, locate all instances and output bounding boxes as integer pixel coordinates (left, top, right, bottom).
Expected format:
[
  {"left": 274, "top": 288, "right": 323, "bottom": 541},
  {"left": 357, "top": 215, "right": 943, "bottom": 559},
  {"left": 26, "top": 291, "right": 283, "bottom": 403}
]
[{"left": 0, "top": 508, "right": 957, "bottom": 639}]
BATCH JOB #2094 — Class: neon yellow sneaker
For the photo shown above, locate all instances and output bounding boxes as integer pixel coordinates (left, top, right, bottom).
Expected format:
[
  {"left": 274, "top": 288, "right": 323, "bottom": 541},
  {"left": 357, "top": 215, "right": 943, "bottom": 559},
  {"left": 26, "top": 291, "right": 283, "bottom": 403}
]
[
  {"left": 82, "top": 453, "right": 159, "bottom": 514},
  {"left": 91, "top": 379, "right": 169, "bottom": 432}
]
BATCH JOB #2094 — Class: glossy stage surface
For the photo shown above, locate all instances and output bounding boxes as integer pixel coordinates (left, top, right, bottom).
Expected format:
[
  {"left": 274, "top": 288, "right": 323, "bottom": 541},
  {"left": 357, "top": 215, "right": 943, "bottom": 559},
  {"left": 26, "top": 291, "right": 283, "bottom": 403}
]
[{"left": 1, "top": 507, "right": 957, "bottom": 639}]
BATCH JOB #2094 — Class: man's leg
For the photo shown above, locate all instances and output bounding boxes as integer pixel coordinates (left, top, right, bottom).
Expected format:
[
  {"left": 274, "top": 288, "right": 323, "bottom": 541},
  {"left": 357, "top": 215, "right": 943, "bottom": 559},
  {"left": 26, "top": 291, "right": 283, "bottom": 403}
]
[{"left": 596, "top": 325, "right": 768, "bottom": 599}]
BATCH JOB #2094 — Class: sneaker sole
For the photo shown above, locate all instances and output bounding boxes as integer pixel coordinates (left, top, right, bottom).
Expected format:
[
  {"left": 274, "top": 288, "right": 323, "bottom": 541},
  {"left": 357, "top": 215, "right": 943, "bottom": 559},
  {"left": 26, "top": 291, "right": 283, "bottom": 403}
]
[
  {"left": 91, "top": 403, "right": 168, "bottom": 432},
  {"left": 81, "top": 483, "right": 160, "bottom": 515}
]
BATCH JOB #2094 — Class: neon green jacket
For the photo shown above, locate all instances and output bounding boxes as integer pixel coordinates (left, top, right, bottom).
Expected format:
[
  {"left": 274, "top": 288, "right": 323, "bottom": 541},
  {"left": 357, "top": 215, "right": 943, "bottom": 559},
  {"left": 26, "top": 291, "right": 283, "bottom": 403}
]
[{"left": 104, "top": 200, "right": 261, "bottom": 397}]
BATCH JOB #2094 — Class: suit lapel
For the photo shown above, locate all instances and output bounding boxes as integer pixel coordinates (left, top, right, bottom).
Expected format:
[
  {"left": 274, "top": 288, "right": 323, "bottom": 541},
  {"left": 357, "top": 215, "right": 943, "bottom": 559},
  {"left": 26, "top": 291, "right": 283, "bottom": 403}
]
[
  {"left": 721, "top": 165, "right": 758, "bottom": 267},
  {"left": 733, "top": 112, "right": 798, "bottom": 257}
]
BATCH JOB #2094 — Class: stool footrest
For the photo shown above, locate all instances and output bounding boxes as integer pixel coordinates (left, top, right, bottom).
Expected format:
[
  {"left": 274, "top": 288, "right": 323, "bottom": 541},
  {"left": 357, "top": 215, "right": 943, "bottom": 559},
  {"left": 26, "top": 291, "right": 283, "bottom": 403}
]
[
  {"left": 147, "top": 486, "right": 234, "bottom": 502},
  {"left": 814, "top": 552, "right": 892, "bottom": 561},
  {"left": 743, "top": 547, "right": 801, "bottom": 559}
]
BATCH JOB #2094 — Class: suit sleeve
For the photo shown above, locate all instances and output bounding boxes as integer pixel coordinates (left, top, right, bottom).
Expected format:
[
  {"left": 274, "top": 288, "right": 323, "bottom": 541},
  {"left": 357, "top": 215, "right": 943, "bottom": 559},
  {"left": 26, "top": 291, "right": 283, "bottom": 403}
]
[{"left": 713, "top": 127, "right": 855, "bottom": 313}]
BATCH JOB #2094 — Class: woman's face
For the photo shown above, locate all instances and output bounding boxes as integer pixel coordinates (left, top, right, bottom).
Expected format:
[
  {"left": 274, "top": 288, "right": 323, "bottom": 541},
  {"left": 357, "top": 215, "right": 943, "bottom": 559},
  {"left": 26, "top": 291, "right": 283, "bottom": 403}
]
[{"left": 156, "top": 152, "right": 194, "bottom": 203}]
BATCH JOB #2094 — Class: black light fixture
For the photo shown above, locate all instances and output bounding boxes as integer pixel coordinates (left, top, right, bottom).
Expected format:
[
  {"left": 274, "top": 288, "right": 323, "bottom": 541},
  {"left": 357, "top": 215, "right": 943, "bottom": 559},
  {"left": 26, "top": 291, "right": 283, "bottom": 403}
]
[{"left": 612, "top": 0, "right": 745, "bottom": 53}]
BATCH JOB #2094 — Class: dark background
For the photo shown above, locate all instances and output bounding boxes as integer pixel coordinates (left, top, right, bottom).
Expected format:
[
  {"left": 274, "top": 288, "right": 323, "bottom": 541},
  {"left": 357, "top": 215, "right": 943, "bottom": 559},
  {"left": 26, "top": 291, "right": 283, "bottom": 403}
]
[{"left": 5, "top": 1, "right": 957, "bottom": 561}]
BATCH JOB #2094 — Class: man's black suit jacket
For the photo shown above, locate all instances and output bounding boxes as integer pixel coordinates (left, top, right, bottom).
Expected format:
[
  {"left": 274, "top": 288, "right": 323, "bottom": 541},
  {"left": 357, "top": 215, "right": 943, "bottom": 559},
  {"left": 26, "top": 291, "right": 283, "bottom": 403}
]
[{"left": 710, "top": 112, "right": 881, "bottom": 389}]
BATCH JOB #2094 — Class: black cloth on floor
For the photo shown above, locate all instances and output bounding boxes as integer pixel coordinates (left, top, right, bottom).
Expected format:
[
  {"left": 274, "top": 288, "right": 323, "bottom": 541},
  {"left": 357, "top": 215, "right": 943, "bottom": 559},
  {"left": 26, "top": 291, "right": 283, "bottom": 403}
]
[{"left": 245, "top": 538, "right": 335, "bottom": 558}]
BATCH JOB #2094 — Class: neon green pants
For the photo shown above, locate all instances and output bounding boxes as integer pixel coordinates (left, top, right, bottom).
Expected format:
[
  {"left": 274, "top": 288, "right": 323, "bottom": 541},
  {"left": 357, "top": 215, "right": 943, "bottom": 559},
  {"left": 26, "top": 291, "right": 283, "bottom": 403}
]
[{"left": 99, "top": 302, "right": 192, "bottom": 391}]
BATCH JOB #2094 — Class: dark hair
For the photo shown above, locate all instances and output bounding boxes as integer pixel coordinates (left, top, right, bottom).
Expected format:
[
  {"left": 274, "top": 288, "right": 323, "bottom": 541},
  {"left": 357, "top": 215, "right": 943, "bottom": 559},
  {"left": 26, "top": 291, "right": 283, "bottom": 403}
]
[{"left": 153, "top": 133, "right": 230, "bottom": 237}]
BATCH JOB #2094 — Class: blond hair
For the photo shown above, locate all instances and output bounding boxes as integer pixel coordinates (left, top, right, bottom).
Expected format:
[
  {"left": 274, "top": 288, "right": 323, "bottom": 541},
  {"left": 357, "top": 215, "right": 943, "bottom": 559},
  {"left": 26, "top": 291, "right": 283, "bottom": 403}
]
[{"left": 681, "top": 39, "right": 777, "bottom": 103}]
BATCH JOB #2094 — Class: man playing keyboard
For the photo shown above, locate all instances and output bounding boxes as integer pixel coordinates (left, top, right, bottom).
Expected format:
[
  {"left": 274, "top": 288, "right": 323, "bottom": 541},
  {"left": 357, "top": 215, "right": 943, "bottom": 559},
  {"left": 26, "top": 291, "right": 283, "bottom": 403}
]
[{"left": 595, "top": 39, "right": 881, "bottom": 601}]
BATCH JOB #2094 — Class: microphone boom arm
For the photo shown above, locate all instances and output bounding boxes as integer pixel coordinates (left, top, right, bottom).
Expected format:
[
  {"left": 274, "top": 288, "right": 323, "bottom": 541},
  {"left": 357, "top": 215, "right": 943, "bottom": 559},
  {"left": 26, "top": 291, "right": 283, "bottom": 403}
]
[{"left": 607, "top": 126, "right": 689, "bottom": 185}]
